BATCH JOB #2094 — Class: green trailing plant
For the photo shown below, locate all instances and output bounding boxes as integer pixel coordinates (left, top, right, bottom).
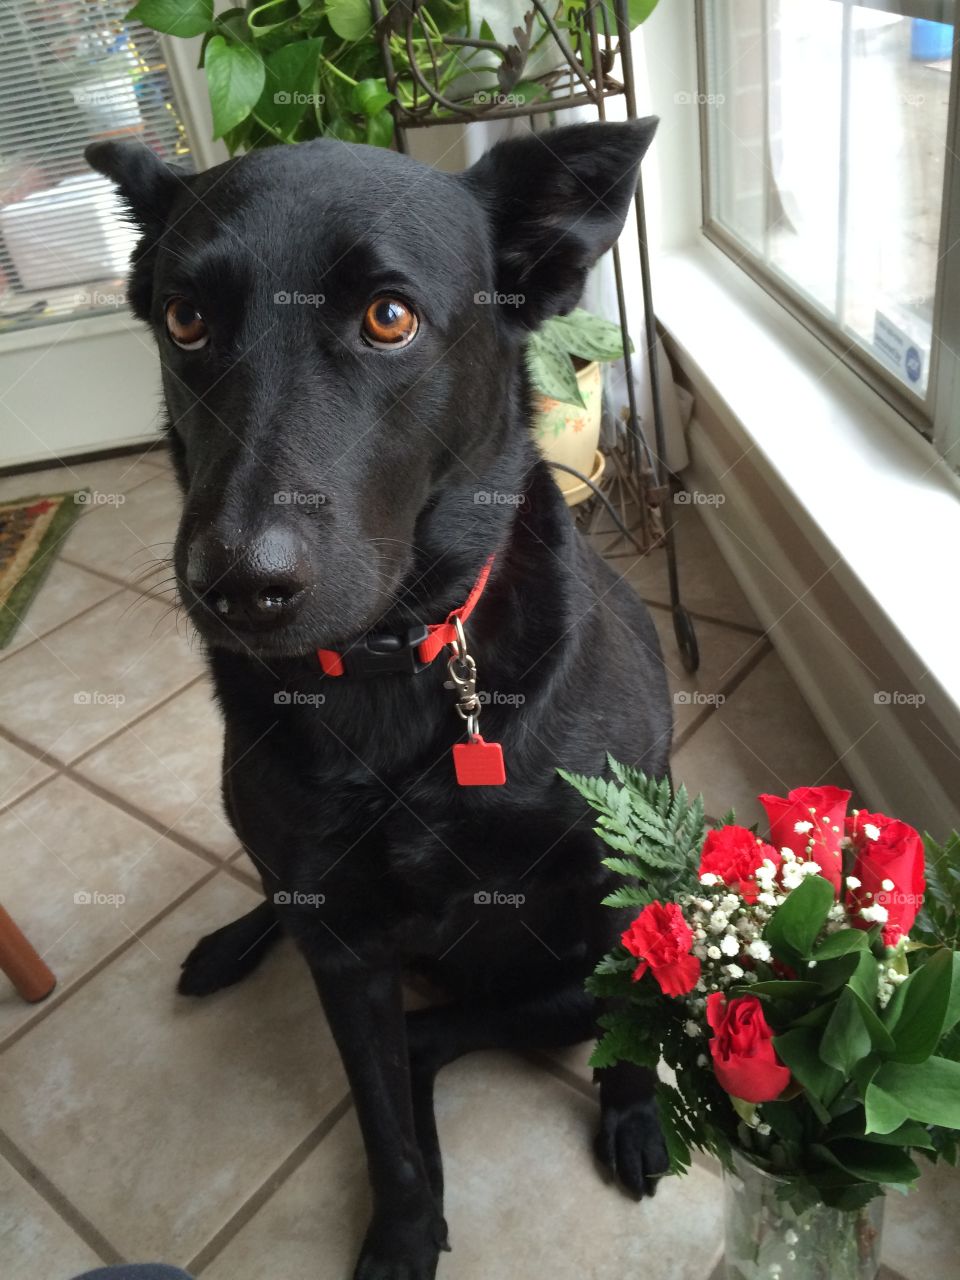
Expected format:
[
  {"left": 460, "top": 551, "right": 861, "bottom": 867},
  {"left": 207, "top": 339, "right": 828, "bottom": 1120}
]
[
  {"left": 127, "top": 1, "right": 660, "bottom": 153},
  {"left": 527, "top": 307, "right": 631, "bottom": 407},
  {"left": 562, "top": 761, "right": 960, "bottom": 1212}
]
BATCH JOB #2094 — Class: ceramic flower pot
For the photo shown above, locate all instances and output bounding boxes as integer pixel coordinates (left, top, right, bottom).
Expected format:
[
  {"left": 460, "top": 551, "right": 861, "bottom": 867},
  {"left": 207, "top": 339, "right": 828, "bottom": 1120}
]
[
  {"left": 723, "top": 1150, "right": 884, "bottom": 1280},
  {"left": 534, "top": 359, "right": 603, "bottom": 506}
]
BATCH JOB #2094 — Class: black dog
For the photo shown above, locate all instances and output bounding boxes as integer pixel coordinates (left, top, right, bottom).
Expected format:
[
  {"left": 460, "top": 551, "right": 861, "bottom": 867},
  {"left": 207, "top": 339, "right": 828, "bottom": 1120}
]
[{"left": 88, "top": 119, "right": 672, "bottom": 1279}]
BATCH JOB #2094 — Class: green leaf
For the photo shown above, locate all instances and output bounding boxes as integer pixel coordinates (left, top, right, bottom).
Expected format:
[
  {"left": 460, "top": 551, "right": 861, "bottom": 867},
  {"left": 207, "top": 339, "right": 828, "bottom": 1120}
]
[
  {"left": 736, "top": 980, "right": 821, "bottom": 1000},
  {"left": 865, "top": 1057, "right": 960, "bottom": 1134},
  {"left": 628, "top": 0, "right": 661, "bottom": 26},
  {"left": 812, "top": 928, "right": 870, "bottom": 960},
  {"left": 544, "top": 308, "right": 630, "bottom": 362},
  {"left": 816, "top": 1139, "right": 920, "bottom": 1185},
  {"left": 821, "top": 988, "right": 872, "bottom": 1075},
  {"left": 254, "top": 39, "right": 324, "bottom": 138},
  {"left": 205, "top": 35, "right": 266, "bottom": 138},
  {"left": 128, "top": 0, "right": 214, "bottom": 37},
  {"left": 326, "top": 0, "right": 373, "bottom": 42},
  {"left": 527, "top": 328, "right": 583, "bottom": 407},
  {"left": 885, "top": 947, "right": 954, "bottom": 1063},
  {"left": 352, "top": 78, "right": 394, "bottom": 117},
  {"left": 765, "top": 875, "right": 837, "bottom": 961},
  {"left": 773, "top": 1028, "right": 842, "bottom": 1119},
  {"left": 364, "top": 109, "right": 394, "bottom": 148}
]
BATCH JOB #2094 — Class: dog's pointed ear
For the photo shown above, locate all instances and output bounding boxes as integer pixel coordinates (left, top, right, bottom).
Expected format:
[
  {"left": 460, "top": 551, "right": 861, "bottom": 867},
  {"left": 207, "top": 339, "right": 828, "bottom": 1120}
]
[
  {"left": 85, "top": 141, "right": 186, "bottom": 320},
  {"left": 85, "top": 140, "right": 184, "bottom": 235},
  {"left": 465, "top": 118, "right": 657, "bottom": 326}
]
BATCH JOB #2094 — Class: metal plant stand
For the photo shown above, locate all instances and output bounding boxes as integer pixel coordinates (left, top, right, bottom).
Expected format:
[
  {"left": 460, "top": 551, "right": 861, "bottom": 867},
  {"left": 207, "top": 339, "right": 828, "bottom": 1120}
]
[{"left": 372, "top": 0, "right": 699, "bottom": 672}]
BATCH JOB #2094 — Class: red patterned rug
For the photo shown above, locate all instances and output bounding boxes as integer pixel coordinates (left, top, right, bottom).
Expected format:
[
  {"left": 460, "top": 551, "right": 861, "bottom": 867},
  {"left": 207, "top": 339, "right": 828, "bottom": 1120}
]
[{"left": 0, "top": 490, "right": 86, "bottom": 648}]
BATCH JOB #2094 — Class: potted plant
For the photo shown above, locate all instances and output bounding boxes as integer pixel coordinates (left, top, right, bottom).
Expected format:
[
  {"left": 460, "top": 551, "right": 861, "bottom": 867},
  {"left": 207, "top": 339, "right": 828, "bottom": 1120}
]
[
  {"left": 127, "top": 1, "right": 660, "bottom": 151},
  {"left": 526, "top": 308, "right": 629, "bottom": 504},
  {"left": 562, "top": 764, "right": 960, "bottom": 1280}
]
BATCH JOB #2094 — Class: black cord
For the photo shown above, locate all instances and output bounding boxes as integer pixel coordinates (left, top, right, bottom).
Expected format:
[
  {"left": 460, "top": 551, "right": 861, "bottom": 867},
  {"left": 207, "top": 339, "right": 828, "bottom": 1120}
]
[{"left": 548, "top": 460, "right": 648, "bottom": 555}]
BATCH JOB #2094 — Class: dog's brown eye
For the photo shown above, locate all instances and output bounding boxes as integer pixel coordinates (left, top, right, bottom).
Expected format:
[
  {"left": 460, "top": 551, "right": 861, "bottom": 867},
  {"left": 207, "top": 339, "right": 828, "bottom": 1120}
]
[
  {"left": 362, "top": 297, "right": 418, "bottom": 348},
  {"left": 165, "top": 297, "right": 208, "bottom": 350}
]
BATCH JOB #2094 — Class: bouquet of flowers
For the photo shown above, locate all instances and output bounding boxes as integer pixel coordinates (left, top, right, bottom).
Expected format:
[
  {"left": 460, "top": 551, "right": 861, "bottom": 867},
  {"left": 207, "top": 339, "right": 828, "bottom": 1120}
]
[{"left": 563, "top": 762, "right": 960, "bottom": 1280}]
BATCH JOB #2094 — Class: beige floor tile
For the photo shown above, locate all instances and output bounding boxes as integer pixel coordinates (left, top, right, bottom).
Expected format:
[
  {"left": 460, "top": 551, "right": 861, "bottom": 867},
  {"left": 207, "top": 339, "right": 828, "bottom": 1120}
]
[
  {"left": 204, "top": 1054, "right": 724, "bottom": 1280},
  {"left": 0, "top": 736, "right": 53, "bottom": 811},
  {"left": 671, "top": 650, "right": 854, "bottom": 828},
  {"left": 0, "top": 875, "right": 346, "bottom": 1265},
  {"left": 0, "top": 451, "right": 163, "bottom": 505},
  {"left": 884, "top": 1157, "right": 960, "bottom": 1280},
  {"left": 77, "top": 680, "right": 236, "bottom": 858},
  {"left": 0, "top": 1156, "right": 103, "bottom": 1280},
  {"left": 0, "top": 590, "right": 204, "bottom": 763},
  {"left": 61, "top": 471, "right": 180, "bottom": 590},
  {"left": 1, "top": 561, "right": 119, "bottom": 659},
  {"left": 0, "top": 775, "right": 208, "bottom": 1039},
  {"left": 610, "top": 505, "right": 761, "bottom": 629},
  {"left": 650, "top": 607, "right": 767, "bottom": 738}
]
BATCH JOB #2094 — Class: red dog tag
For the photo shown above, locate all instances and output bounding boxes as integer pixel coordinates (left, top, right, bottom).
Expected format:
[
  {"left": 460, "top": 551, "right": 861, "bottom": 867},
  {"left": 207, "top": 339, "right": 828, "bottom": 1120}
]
[{"left": 453, "top": 736, "right": 506, "bottom": 786}]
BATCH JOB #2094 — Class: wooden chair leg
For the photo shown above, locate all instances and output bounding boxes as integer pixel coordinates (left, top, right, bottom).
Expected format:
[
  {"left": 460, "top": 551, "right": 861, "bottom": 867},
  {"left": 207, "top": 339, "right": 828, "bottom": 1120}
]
[{"left": 0, "top": 905, "right": 56, "bottom": 1002}]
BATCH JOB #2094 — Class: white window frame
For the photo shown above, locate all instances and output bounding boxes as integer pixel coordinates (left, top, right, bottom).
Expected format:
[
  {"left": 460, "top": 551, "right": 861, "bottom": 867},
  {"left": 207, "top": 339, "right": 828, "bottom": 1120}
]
[{"left": 695, "top": 0, "right": 960, "bottom": 468}]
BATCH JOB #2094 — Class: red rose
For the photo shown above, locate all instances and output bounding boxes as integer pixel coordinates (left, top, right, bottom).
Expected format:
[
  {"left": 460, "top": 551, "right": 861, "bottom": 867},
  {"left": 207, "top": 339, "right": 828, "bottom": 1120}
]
[
  {"left": 699, "top": 825, "right": 781, "bottom": 904},
  {"left": 706, "top": 992, "right": 791, "bottom": 1103},
  {"left": 621, "top": 901, "right": 701, "bottom": 997},
  {"left": 759, "top": 785, "right": 852, "bottom": 893},
  {"left": 846, "top": 810, "right": 925, "bottom": 946}
]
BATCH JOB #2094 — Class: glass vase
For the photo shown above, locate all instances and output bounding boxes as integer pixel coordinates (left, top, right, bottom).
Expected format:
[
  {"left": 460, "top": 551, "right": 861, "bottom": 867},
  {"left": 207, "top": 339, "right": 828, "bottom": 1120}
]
[{"left": 723, "top": 1149, "right": 884, "bottom": 1280}]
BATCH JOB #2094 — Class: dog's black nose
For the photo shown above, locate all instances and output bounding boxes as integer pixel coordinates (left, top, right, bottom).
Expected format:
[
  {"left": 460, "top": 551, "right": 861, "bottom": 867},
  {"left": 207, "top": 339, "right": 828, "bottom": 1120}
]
[{"left": 186, "top": 525, "right": 311, "bottom": 628}]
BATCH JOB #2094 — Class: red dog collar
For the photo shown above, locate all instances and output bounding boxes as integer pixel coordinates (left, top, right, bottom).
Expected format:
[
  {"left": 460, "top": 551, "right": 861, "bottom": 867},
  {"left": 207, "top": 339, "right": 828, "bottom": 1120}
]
[{"left": 316, "top": 555, "right": 495, "bottom": 679}]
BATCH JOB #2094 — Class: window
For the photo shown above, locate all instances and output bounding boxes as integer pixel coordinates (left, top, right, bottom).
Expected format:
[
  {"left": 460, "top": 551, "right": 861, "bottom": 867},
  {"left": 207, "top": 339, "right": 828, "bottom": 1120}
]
[
  {"left": 698, "top": 0, "right": 959, "bottom": 457},
  {"left": 0, "top": 1, "right": 192, "bottom": 336}
]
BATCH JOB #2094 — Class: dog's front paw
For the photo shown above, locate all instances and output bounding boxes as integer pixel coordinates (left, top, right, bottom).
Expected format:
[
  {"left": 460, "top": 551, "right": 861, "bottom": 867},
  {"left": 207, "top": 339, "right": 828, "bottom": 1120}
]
[
  {"left": 177, "top": 902, "right": 278, "bottom": 996},
  {"left": 594, "top": 1093, "right": 669, "bottom": 1200},
  {"left": 353, "top": 1208, "right": 449, "bottom": 1280}
]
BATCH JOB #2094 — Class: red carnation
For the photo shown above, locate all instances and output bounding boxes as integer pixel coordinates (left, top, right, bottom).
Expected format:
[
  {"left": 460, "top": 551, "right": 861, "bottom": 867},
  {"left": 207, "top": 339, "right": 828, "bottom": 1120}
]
[
  {"left": 846, "top": 810, "right": 925, "bottom": 946},
  {"left": 699, "top": 825, "right": 781, "bottom": 904},
  {"left": 706, "top": 992, "right": 791, "bottom": 1103},
  {"left": 621, "top": 901, "right": 701, "bottom": 997},
  {"left": 759, "top": 785, "right": 852, "bottom": 893}
]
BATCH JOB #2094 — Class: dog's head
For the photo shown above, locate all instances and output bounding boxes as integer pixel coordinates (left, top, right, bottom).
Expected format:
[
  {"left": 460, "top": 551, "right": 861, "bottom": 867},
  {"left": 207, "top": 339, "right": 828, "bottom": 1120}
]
[{"left": 87, "top": 120, "right": 656, "bottom": 656}]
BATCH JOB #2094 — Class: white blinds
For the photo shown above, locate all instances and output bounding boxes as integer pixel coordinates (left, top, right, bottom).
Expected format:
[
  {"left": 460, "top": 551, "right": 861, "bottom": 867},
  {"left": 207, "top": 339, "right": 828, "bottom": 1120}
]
[{"left": 0, "top": 1, "right": 192, "bottom": 335}]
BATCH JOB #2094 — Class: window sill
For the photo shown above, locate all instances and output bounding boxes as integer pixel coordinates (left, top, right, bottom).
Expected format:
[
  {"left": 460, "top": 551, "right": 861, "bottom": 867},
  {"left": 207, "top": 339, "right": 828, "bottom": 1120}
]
[{"left": 653, "top": 239, "right": 960, "bottom": 712}]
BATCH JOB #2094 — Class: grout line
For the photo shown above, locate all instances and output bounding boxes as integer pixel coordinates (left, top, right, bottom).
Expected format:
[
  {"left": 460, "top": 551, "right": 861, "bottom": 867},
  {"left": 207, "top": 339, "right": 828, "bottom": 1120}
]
[
  {"left": 0, "top": 583, "right": 127, "bottom": 666},
  {"left": 0, "top": 761, "right": 64, "bottom": 819},
  {"left": 0, "top": 1132, "right": 122, "bottom": 1266},
  {"left": 68, "top": 673, "right": 208, "bottom": 768},
  {"left": 58, "top": 555, "right": 182, "bottom": 606},
  {"left": 642, "top": 595, "right": 766, "bottom": 638},
  {"left": 669, "top": 637, "right": 774, "bottom": 755},
  {"left": 0, "top": 864, "right": 223, "bottom": 1055},
  {"left": 527, "top": 1048, "right": 596, "bottom": 1101},
  {"left": 188, "top": 1092, "right": 355, "bottom": 1275}
]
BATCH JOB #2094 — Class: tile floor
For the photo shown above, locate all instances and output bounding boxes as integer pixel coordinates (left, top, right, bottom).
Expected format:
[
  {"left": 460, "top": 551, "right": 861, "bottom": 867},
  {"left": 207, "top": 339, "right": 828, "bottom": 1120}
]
[{"left": 1, "top": 449, "right": 957, "bottom": 1280}]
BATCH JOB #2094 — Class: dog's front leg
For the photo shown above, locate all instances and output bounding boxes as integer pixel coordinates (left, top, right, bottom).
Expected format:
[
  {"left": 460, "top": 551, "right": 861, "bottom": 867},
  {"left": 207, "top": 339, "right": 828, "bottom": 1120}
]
[{"left": 310, "top": 959, "right": 448, "bottom": 1280}]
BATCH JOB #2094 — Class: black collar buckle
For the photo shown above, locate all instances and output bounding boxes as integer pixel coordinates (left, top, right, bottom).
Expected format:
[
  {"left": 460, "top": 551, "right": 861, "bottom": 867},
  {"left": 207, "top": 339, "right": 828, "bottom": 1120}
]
[{"left": 339, "top": 624, "right": 431, "bottom": 678}]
